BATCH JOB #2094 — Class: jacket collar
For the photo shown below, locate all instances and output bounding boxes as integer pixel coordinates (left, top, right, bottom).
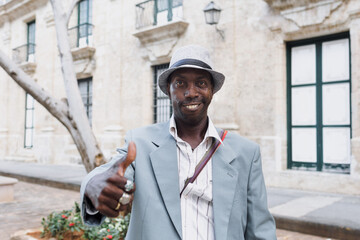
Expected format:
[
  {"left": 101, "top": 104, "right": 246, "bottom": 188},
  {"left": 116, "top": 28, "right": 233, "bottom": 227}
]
[{"left": 168, "top": 115, "right": 223, "bottom": 145}]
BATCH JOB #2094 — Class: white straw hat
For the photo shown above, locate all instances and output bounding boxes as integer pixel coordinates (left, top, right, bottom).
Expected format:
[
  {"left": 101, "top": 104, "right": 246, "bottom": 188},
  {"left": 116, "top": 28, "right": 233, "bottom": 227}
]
[{"left": 158, "top": 45, "right": 225, "bottom": 95}]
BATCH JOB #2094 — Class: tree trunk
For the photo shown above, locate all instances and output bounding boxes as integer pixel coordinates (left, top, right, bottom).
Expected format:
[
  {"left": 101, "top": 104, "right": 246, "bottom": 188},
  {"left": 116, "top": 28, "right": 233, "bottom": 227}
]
[{"left": 49, "top": 0, "right": 106, "bottom": 172}]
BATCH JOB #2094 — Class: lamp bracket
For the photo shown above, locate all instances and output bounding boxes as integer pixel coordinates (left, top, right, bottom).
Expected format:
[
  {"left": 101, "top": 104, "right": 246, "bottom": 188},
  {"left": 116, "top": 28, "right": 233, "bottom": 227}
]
[{"left": 215, "top": 25, "right": 225, "bottom": 40}]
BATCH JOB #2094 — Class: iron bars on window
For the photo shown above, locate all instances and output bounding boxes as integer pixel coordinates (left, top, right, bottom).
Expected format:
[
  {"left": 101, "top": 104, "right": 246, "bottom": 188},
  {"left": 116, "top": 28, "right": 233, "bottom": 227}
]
[
  {"left": 135, "top": 0, "right": 183, "bottom": 29},
  {"left": 12, "top": 43, "right": 36, "bottom": 64},
  {"left": 68, "top": 23, "right": 93, "bottom": 49}
]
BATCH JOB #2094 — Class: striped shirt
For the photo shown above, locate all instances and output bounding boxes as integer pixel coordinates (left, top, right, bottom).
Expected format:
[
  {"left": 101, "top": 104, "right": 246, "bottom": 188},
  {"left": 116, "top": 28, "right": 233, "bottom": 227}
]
[{"left": 169, "top": 115, "right": 223, "bottom": 240}]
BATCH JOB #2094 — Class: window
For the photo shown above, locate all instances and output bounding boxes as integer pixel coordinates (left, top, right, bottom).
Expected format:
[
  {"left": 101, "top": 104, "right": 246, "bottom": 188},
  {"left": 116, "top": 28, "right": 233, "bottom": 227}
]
[
  {"left": 153, "top": 64, "right": 172, "bottom": 123},
  {"left": 78, "top": 0, "right": 92, "bottom": 47},
  {"left": 155, "top": 0, "right": 183, "bottom": 25},
  {"left": 24, "top": 93, "right": 34, "bottom": 148},
  {"left": 287, "top": 32, "right": 351, "bottom": 174},
  {"left": 135, "top": 0, "right": 183, "bottom": 29},
  {"left": 27, "top": 20, "right": 35, "bottom": 62},
  {"left": 78, "top": 78, "right": 93, "bottom": 124},
  {"left": 12, "top": 20, "right": 35, "bottom": 63}
]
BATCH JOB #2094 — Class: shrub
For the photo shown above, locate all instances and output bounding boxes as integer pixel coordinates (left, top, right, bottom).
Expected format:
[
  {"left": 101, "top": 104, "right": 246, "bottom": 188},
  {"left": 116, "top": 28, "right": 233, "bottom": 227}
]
[{"left": 41, "top": 202, "right": 130, "bottom": 240}]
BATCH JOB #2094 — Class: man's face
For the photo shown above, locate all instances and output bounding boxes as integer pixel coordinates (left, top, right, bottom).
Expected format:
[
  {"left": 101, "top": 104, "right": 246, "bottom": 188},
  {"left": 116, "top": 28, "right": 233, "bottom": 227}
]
[{"left": 167, "top": 68, "right": 214, "bottom": 125}]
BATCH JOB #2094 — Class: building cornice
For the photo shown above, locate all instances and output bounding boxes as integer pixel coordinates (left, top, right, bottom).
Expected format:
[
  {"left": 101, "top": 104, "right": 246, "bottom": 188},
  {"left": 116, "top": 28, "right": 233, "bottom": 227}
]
[
  {"left": 133, "top": 20, "right": 189, "bottom": 44},
  {"left": 0, "top": 0, "right": 47, "bottom": 25},
  {"left": 264, "top": 0, "right": 334, "bottom": 11},
  {"left": 133, "top": 20, "right": 189, "bottom": 64}
]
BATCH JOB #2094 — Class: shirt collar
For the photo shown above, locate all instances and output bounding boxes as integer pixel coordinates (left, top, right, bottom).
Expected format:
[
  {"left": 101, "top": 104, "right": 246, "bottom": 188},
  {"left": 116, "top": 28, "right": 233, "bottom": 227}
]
[{"left": 169, "top": 115, "right": 223, "bottom": 144}]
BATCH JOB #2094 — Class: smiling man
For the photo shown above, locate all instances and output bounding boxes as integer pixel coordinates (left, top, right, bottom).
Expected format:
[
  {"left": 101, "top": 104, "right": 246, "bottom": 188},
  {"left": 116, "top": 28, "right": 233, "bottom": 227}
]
[
  {"left": 167, "top": 67, "right": 214, "bottom": 149},
  {"left": 80, "top": 45, "right": 277, "bottom": 240}
]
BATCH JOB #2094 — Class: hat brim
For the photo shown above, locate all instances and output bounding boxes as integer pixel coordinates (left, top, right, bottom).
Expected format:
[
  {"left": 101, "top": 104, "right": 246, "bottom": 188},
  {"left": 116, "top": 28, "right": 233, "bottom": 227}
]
[{"left": 158, "top": 65, "right": 225, "bottom": 95}]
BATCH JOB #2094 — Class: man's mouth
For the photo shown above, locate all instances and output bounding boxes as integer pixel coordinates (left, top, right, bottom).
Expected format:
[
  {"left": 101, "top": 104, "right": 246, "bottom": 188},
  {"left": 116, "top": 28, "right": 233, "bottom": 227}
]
[{"left": 184, "top": 103, "right": 201, "bottom": 110}]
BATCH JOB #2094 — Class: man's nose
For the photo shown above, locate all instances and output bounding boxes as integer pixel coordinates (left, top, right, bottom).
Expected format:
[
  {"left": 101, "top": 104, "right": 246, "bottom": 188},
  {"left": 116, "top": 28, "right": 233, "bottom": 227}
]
[{"left": 184, "top": 84, "right": 198, "bottom": 98}]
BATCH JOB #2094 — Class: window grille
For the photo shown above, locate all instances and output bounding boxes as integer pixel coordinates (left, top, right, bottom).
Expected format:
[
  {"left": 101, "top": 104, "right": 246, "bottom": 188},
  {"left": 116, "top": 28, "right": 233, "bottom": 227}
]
[
  {"left": 78, "top": 78, "right": 93, "bottom": 125},
  {"left": 27, "top": 21, "right": 36, "bottom": 62},
  {"left": 24, "top": 93, "right": 34, "bottom": 148},
  {"left": 153, "top": 64, "right": 172, "bottom": 123},
  {"left": 135, "top": 0, "right": 183, "bottom": 29},
  {"left": 77, "top": 0, "right": 93, "bottom": 47}
]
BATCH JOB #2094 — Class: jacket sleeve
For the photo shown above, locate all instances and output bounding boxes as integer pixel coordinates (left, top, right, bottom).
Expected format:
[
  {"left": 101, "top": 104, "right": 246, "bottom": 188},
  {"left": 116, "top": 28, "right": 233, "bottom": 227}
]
[
  {"left": 80, "top": 131, "right": 135, "bottom": 226},
  {"left": 245, "top": 145, "right": 277, "bottom": 239}
]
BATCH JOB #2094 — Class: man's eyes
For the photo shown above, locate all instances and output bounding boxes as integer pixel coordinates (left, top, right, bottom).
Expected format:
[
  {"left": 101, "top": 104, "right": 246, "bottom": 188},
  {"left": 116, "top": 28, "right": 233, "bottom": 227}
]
[
  {"left": 197, "top": 80, "right": 207, "bottom": 87},
  {"left": 173, "top": 79, "right": 209, "bottom": 87},
  {"left": 175, "top": 80, "right": 184, "bottom": 86}
]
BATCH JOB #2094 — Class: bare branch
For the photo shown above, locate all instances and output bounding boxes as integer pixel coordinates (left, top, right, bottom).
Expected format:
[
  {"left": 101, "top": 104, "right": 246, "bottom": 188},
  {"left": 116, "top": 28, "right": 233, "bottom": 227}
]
[
  {"left": 66, "top": 0, "right": 81, "bottom": 26},
  {"left": 0, "top": 49, "right": 70, "bottom": 124}
]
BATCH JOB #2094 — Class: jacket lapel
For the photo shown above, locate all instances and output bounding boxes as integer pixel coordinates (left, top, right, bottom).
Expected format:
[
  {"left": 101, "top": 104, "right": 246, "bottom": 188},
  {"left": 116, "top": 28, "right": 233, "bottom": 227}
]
[
  {"left": 150, "top": 131, "right": 182, "bottom": 239},
  {"left": 212, "top": 141, "right": 238, "bottom": 240},
  {"left": 148, "top": 124, "right": 238, "bottom": 239}
]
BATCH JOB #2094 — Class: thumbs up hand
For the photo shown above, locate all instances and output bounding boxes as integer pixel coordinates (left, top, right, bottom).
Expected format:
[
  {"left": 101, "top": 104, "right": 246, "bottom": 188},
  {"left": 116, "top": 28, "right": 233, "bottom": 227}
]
[
  {"left": 95, "top": 142, "right": 137, "bottom": 217},
  {"left": 118, "top": 141, "right": 136, "bottom": 177}
]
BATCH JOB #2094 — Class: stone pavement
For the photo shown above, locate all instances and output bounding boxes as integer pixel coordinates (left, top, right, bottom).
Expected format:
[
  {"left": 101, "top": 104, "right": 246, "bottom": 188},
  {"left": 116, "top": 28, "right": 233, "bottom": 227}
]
[
  {"left": 0, "top": 181, "right": 79, "bottom": 240},
  {"left": 0, "top": 160, "right": 86, "bottom": 191},
  {"left": 0, "top": 160, "right": 359, "bottom": 239},
  {"left": 268, "top": 188, "right": 360, "bottom": 240}
]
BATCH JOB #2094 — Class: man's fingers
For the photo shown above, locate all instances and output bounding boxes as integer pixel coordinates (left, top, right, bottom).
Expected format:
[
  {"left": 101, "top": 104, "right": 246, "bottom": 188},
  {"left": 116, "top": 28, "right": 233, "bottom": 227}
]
[
  {"left": 107, "top": 175, "right": 136, "bottom": 194},
  {"left": 101, "top": 183, "right": 124, "bottom": 200},
  {"left": 118, "top": 141, "right": 136, "bottom": 176},
  {"left": 97, "top": 204, "right": 120, "bottom": 218},
  {"left": 98, "top": 190, "right": 134, "bottom": 218}
]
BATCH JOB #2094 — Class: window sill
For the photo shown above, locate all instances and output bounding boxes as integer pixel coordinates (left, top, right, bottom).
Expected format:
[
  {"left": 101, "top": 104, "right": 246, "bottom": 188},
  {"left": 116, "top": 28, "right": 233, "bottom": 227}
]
[
  {"left": 19, "top": 61, "right": 36, "bottom": 75},
  {"left": 71, "top": 46, "right": 95, "bottom": 61},
  {"left": 71, "top": 46, "right": 95, "bottom": 79},
  {"left": 133, "top": 20, "right": 189, "bottom": 44}
]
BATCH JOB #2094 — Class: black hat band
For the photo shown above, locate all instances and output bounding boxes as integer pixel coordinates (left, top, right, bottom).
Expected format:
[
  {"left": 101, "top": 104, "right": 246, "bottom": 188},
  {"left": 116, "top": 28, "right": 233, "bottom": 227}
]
[{"left": 170, "top": 58, "right": 212, "bottom": 70}]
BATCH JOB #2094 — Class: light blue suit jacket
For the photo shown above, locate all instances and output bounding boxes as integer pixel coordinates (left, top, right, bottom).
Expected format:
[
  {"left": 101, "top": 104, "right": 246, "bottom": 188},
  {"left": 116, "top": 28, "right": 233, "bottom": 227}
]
[{"left": 80, "top": 121, "right": 276, "bottom": 240}]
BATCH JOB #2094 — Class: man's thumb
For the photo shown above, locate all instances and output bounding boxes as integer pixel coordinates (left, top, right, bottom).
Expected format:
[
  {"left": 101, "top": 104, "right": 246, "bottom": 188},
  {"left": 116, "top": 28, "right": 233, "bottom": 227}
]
[{"left": 118, "top": 141, "right": 136, "bottom": 176}]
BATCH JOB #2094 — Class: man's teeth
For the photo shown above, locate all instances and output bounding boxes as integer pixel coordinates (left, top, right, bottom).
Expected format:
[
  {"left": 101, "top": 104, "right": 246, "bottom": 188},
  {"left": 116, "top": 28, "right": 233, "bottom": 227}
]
[{"left": 185, "top": 104, "right": 199, "bottom": 109}]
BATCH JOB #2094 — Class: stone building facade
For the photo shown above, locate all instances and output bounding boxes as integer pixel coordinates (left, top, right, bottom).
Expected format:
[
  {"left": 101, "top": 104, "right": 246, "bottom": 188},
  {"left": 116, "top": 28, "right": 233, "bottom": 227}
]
[{"left": 0, "top": 0, "right": 359, "bottom": 195}]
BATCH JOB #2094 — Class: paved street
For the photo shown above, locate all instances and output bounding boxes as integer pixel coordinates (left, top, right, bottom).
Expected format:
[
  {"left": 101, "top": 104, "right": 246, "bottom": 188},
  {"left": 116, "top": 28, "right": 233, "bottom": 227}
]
[
  {"left": 1, "top": 181, "right": 334, "bottom": 240},
  {"left": 277, "top": 229, "right": 334, "bottom": 240},
  {"left": 1, "top": 181, "right": 79, "bottom": 240}
]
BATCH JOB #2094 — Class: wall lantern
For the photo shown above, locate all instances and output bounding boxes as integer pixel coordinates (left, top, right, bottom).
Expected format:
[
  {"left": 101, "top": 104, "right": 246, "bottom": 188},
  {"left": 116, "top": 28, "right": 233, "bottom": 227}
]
[{"left": 203, "top": 1, "right": 225, "bottom": 40}]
